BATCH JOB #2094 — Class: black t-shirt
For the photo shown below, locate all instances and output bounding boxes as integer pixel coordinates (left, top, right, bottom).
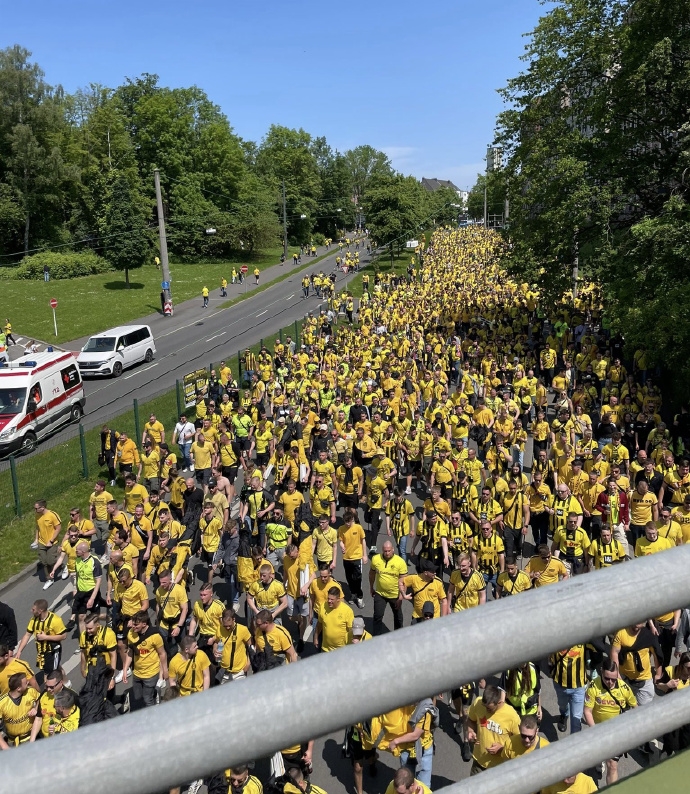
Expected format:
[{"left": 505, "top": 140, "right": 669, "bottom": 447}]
[{"left": 183, "top": 487, "right": 204, "bottom": 513}]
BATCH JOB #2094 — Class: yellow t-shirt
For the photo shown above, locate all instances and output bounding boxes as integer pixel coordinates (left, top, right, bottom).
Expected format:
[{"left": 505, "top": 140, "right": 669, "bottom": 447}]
[
  {"left": 124, "top": 484, "right": 149, "bottom": 514},
  {"left": 612, "top": 627, "right": 655, "bottom": 680},
  {"left": 371, "top": 553, "right": 408, "bottom": 599},
  {"left": 584, "top": 677, "right": 637, "bottom": 723},
  {"left": 219, "top": 623, "right": 252, "bottom": 674},
  {"left": 318, "top": 601, "right": 355, "bottom": 651},
  {"left": 127, "top": 628, "right": 163, "bottom": 679},
  {"left": 449, "top": 569, "right": 486, "bottom": 611},
  {"left": 191, "top": 441, "right": 213, "bottom": 469},
  {"left": 467, "top": 698, "right": 520, "bottom": 768},
  {"left": 541, "top": 773, "right": 597, "bottom": 794},
  {"left": 338, "top": 522, "right": 365, "bottom": 560},
  {"left": 169, "top": 651, "right": 211, "bottom": 695}
]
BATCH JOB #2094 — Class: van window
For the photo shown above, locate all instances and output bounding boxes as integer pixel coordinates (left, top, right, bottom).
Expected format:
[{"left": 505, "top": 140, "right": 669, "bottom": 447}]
[
  {"left": 0, "top": 388, "right": 27, "bottom": 415},
  {"left": 29, "top": 384, "right": 42, "bottom": 406},
  {"left": 123, "top": 327, "right": 150, "bottom": 346},
  {"left": 61, "top": 363, "right": 81, "bottom": 389},
  {"left": 83, "top": 337, "right": 116, "bottom": 353}
]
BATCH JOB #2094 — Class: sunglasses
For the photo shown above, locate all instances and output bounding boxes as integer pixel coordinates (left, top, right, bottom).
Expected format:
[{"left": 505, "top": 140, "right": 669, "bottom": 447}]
[{"left": 520, "top": 733, "right": 536, "bottom": 741}]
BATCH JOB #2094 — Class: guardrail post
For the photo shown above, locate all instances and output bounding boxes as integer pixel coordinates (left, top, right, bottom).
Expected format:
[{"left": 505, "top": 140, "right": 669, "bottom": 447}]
[
  {"left": 176, "top": 380, "right": 183, "bottom": 417},
  {"left": 9, "top": 455, "right": 21, "bottom": 517},
  {"left": 209, "top": 362, "right": 213, "bottom": 374},
  {"left": 237, "top": 351, "right": 242, "bottom": 383},
  {"left": 279, "top": 328, "right": 283, "bottom": 343},
  {"left": 260, "top": 338, "right": 264, "bottom": 350},
  {"left": 133, "top": 399, "right": 141, "bottom": 444},
  {"left": 79, "top": 424, "right": 89, "bottom": 480},
  {"left": 295, "top": 320, "right": 299, "bottom": 347}
]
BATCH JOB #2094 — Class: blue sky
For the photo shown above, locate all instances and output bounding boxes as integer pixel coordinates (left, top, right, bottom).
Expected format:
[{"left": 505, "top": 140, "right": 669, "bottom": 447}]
[{"left": 4, "top": 0, "right": 545, "bottom": 191}]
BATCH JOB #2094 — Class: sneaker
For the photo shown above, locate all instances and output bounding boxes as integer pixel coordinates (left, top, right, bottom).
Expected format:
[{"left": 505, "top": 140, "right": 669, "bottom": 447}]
[
  {"left": 110, "top": 480, "right": 116, "bottom": 487},
  {"left": 30, "top": 541, "right": 38, "bottom": 549},
  {"left": 121, "top": 691, "right": 130, "bottom": 713},
  {"left": 356, "top": 598, "right": 365, "bottom": 609},
  {"left": 43, "top": 579, "right": 54, "bottom": 590},
  {"left": 187, "top": 780, "right": 203, "bottom": 794},
  {"left": 189, "top": 464, "right": 195, "bottom": 472},
  {"left": 64, "top": 679, "right": 72, "bottom": 689},
  {"left": 404, "top": 486, "right": 412, "bottom": 495},
  {"left": 66, "top": 619, "right": 76, "bottom": 631},
  {"left": 99, "top": 554, "right": 110, "bottom": 565},
  {"left": 61, "top": 567, "right": 69, "bottom": 579},
  {"left": 461, "top": 741, "right": 472, "bottom": 762},
  {"left": 557, "top": 715, "right": 568, "bottom": 733},
  {"left": 369, "top": 546, "right": 377, "bottom": 555},
  {"left": 113, "top": 670, "right": 124, "bottom": 685}
]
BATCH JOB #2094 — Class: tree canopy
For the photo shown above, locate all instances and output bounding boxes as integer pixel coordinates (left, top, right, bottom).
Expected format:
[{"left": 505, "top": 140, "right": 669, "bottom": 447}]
[{"left": 492, "top": 0, "right": 690, "bottom": 397}]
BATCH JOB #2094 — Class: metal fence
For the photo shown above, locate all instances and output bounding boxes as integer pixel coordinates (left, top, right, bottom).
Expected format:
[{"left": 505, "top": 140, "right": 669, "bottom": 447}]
[{"left": 5, "top": 547, "right": 690, "bottom": 794}]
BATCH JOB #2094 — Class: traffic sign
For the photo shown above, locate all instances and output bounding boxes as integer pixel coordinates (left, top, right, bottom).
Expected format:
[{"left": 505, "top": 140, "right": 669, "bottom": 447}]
[
  {"left": 161, "top": 281, "right": 170, "bottom": 290},
  {"left": 50, "top": 298, "right": 58, "bottom": 308},
  {"left": 240, "top": 265, "right": 249, "bottom": 274}
]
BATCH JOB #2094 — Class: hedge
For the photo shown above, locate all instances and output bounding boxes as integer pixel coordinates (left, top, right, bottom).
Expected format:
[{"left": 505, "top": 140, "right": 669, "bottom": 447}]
[{"left": 16, "top": 251, "right": 113, "bottom": 280}]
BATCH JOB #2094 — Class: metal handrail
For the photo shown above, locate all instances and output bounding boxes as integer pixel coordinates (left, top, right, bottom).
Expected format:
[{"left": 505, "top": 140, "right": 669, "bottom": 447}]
[
  {"left": 448, "top": 687, "right": 690, "bottom": 794},
  {"left": 5, "top": 547, "right": 690, "bottom": 794}
]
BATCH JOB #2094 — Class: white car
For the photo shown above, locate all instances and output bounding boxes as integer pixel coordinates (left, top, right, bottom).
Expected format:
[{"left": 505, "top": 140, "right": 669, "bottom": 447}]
[{"left": 77, "top": 325, "right": 156, "bottom": 377}]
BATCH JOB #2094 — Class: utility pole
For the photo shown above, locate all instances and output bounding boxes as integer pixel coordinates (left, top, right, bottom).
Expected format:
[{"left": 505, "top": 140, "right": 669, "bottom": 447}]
[
  {"left": 154, "top": 169, "right": 173, "bottom": 314},
  {"left": 282, "top": 180, "right": 288, "bottom": 260},
  {"left": 572, "top": 228, "right": 579, "bottom": 301}
]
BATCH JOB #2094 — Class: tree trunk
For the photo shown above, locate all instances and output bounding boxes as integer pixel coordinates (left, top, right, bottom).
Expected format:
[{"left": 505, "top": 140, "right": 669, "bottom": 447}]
[
  {"left": 24, "top": 212, "right": 30, "bottom": 256},
  {"left": 125, "top": 267, "right": 130, "bottom": 288}
]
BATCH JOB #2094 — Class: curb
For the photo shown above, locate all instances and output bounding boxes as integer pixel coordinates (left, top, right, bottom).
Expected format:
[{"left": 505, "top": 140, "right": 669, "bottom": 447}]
[{"left": 0, "top": 561, "right": 37, "bottom": 596}]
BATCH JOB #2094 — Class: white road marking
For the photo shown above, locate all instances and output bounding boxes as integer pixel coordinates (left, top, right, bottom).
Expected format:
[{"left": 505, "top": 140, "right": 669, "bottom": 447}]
[
  {"left": 62, "top": 653, "right": 82, "bottom": 674},
  {"left": 123, "top": 363, "right": 158, "bottom": 380},
  {"left": 285, "top": 294, "right": 294, "bottom": 300},
  {"left": 206, "top": 332, "right": 226, "bottom": 342},
  {"left": 256, "top": 310, "right": 267, "bottom": 317}
]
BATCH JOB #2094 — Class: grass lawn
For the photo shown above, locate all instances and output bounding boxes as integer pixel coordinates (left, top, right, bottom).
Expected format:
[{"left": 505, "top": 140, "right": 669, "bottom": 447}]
[{"left": 0, "top": 244, "right": 304, "bottom": 344}]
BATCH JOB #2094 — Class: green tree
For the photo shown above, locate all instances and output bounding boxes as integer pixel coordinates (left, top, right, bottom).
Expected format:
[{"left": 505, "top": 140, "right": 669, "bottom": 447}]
[
  {"left": 256, "top": 125, "right": 321, "bottom": 244},
  {"left": 0, "top": 45, "right": 71, "bottom": 256},
  {"left": 363, "top": 174, "right": 426, "bottom": 255},
  {"left": 344, "top": 145, "right": 392, "bottom": 204},
  {"left": 100, "top": 170, "right": 151, "bottom": 287}
]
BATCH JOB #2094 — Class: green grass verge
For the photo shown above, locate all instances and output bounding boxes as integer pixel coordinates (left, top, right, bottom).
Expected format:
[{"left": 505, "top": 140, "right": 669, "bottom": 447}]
[{"left": 1, "top": 244, "right": 303, "bottom": 344}]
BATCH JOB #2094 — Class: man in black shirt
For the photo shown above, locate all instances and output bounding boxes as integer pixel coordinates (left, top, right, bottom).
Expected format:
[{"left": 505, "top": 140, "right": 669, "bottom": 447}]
[{"left": 0, "top": 600, "right": 17, "bottom": 649}]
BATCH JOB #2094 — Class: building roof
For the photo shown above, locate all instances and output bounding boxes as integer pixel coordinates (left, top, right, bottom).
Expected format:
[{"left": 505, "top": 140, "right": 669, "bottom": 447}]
[{"left": 421, "top": 178, "right": 461, "bottom": 192}]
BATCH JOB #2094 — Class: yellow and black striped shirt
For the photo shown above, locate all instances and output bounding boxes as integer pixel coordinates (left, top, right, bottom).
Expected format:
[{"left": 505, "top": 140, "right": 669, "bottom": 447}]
[
  {"left": 475, "top": 533, "right": 505, "bottom": 575},
  {"left": 550, "top": 644, "right": 593, "bottom": 689}
]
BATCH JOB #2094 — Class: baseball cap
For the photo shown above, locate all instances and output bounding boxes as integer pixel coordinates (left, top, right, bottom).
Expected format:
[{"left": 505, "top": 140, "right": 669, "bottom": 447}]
[
  {"left": 352, "top": 617, "right": 365, "bottom": 636},
  {"left": 277, "top": 417, "right": 286, "bottom": 424},
  {"left": 422, "top": 601, "right": 435, "bottom": 616},
  {"left": 208, "top": 479, "right": 217, "bottom": 488},
  {"left": 319, "top": 424, "right": 328, "bottom": 431}
]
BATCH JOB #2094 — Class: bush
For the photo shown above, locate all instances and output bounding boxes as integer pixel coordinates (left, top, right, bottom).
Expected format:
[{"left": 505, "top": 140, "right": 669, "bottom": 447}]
[
  {"left": 312, "top": 232, "right": 326, "bottom": 246},
  {"left": 16, "top": 251, "right": 112, "bottom": 280}
]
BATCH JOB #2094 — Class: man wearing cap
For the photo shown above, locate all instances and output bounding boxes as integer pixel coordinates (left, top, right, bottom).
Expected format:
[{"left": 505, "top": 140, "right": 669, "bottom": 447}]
[
  {"left": 369, "top": 541, "right": 407, "bottom": 635},
  {"left": 349, "top": 616, "right": 372, "bottom": 643},
  {"left": 400, "top": 559, "right": 448, "bottom": 623}
]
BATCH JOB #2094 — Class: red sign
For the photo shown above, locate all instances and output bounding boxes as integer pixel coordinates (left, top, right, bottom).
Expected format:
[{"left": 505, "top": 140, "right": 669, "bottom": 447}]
[
  {"left": 240, "top": 265, "right": 249, "bottom": 274},
  {"left": 50, "top": 298, "right": 58, "bottom": 309}
]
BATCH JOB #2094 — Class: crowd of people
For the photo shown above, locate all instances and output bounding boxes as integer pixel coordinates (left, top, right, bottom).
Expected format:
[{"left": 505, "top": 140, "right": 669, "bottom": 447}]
[{"left": 1, "top": 226, "right": 689, "bottom": 794}]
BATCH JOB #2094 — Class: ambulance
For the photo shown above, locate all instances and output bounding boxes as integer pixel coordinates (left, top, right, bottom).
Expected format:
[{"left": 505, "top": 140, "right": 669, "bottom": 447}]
[{"left": 0, "top": 351, "right": 86, "bottom": 455}]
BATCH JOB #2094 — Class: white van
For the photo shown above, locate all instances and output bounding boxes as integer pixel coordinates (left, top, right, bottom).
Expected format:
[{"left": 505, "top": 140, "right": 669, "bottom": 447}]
[
  {"left": 0, "top": 351, "right": 86, "bottom": 454},
  {"left": 77, "top": 325, "right": 156, "bottom": 377}
]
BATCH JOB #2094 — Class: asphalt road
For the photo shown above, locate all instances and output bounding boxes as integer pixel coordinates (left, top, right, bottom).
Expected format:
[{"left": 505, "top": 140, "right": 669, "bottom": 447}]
[{"left": 67, "top": 241, "right": 368, "bottom": 428}]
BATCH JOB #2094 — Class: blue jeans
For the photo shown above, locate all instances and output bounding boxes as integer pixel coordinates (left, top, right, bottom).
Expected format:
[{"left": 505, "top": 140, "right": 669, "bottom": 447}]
[
  {"left": 397, "top": 534, "right": 409, "bottom": 563},
  {"left": 179, "top": 442, "right": 192, "bottom": 469},
  {"left": 554, "top": 683, "right": 586, "bottom": 733},
  {"left": 224, "top": 563, "right": 239, "bottom": 606},
  {"left": 482, "top": 571, "right": 498, "bottom": 598},
  {"left": 400, "top": 744, "right": 433, "bottom": 787}
]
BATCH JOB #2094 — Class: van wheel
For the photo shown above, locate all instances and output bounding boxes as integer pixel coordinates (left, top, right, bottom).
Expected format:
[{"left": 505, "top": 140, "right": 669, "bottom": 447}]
[
  {"left": 20, "top": 432, "right": 37, "bottom": 454},
  {"left": 112, "top": 361, "right": 123, "bottom": 377},
  {"left": 144, "top": 348, "right": 154, "bottom": 363},
  {"left": 70, "top": 404, "right": 83, "bottom": 423}
]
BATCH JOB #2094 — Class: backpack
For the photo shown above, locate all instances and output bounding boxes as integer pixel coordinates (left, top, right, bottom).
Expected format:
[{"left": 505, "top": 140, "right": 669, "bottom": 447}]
[{"left": 250, "top": 630, "right": 285, "bottom": 673}]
